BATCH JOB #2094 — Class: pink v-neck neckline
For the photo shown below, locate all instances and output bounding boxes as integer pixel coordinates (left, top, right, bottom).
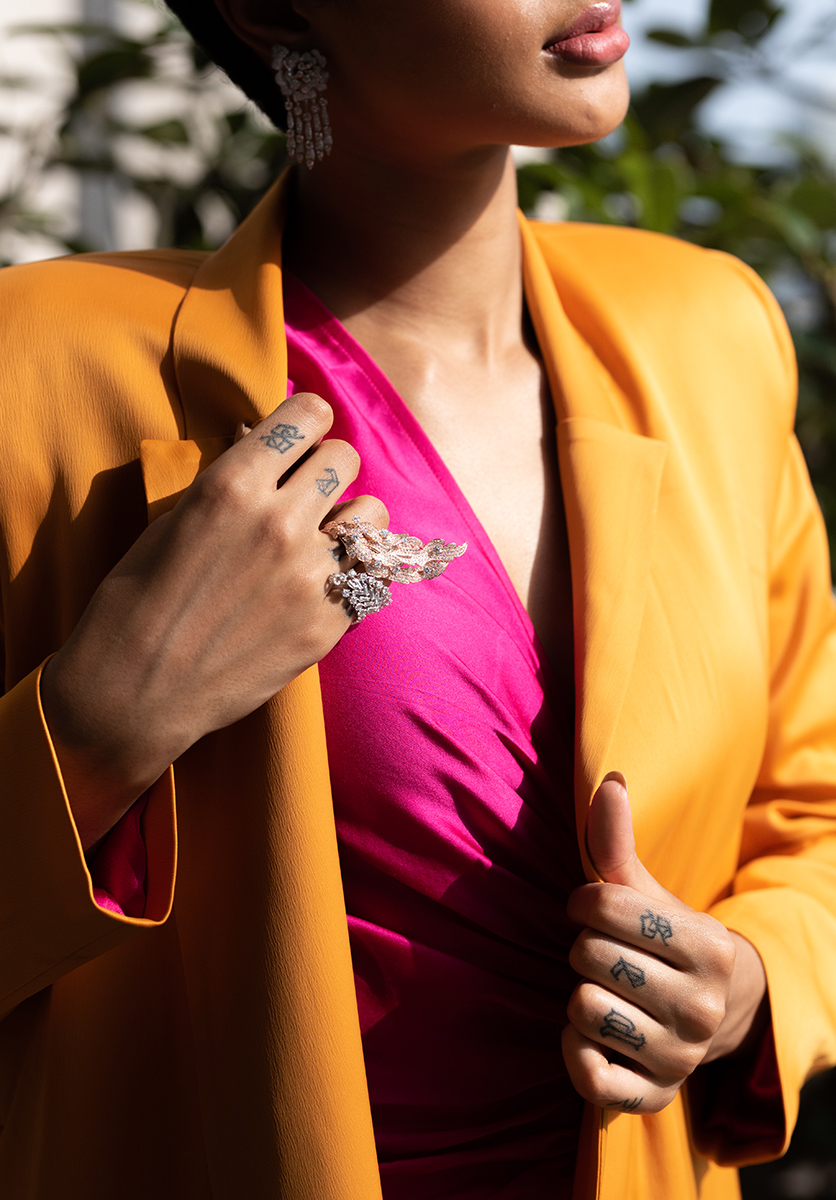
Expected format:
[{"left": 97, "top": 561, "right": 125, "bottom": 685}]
[{"left": 282, "top": 269, "right": 562, "bottom": 695}]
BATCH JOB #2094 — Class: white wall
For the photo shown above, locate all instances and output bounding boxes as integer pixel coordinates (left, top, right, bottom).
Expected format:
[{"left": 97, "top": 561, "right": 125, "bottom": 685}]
[
  {"left": 0, "top": 0, "right": 257, "bottom": 259},
  {"left": 0, "top": 0, "right": 83, "bottom": 260},
  {"left": 0, "top": 0, "right": 184, "bottom": 259}
]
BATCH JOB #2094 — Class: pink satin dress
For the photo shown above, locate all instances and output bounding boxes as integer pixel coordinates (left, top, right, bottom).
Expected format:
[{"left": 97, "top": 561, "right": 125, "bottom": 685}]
[
  {"left": 92, "top": 273, "right": 586, "bottom": 1198},
  {"left": 286, "top": 275, "right": 585, "bottom": 1197}
]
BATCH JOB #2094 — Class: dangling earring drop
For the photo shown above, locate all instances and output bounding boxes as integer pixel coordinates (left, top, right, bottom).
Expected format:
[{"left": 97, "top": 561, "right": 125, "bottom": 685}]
[{"left": 271, "top": 46, "right": 333, "bottom": 170}]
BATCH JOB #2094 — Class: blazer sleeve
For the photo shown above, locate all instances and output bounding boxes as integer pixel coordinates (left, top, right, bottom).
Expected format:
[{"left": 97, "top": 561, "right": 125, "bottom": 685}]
[
  {"left": 690, "top": 422, "right": 836, "bottom": 1165},
  {"left": 0, "top": 657, "right": 176, "bottom": 1019}
]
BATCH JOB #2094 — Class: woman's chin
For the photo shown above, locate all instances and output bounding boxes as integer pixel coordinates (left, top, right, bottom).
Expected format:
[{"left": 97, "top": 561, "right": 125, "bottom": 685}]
[{"left": 540, "top": 75, "right": 630, "bottom": 149}]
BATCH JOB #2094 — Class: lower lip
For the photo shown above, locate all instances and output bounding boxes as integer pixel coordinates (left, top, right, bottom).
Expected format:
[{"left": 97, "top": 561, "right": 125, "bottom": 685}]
[{"left": 545, "top": 25, "right": 630, "bottom": 66}]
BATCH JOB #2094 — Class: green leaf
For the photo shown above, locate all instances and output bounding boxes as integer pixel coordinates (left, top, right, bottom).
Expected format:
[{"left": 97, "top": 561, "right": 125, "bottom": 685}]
[
  {"left": 646, "top": 30, "right": 696, "bottom": 48},
  {"left": 707, "top": 0, "right": 784, "bottom": 37},
  {"left": 76, "top": 47, "right": 153, "bottom": 96},
  {"left": 138, "top": 120, "right": 190, "bottom": 144},
  {"left": 630, "top": 78, "right": 722, "bottom": 147},
  {"left": 753, "top": 199, "right": 822, "bottom": 255}
]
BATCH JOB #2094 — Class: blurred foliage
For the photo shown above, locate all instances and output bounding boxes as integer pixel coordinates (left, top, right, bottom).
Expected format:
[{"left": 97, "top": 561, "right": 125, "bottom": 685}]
[
  {"left": 0, "top": 0, "right": 834, "bottom": 568},
  {"left": 0, "top": 3, "right": 288, "bottom": 255}
]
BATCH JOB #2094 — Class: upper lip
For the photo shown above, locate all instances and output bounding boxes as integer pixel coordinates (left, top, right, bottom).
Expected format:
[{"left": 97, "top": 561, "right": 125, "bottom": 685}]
[{"left": 544, "top": 1, "right": 620, "bottom": 47}]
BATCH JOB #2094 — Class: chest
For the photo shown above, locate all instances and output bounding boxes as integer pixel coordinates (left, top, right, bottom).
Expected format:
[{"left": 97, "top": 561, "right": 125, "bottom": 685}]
[{"left": 392, "top": 359, "right": 575, "bottom": 687}]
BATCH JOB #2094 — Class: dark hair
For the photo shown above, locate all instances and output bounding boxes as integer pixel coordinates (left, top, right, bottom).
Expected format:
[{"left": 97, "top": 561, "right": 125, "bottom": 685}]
[{"left": 164, "top": 1, "right": 287, "bottom": 129}]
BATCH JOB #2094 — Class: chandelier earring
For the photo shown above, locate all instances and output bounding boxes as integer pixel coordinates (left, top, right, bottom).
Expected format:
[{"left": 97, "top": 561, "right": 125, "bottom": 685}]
[{"left": 272, "top": 45, "right": 333, "bottom": 170}]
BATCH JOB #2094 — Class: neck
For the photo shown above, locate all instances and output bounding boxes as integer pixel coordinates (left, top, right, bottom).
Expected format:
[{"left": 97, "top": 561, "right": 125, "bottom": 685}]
[{"left": 283, "top": 146, "right": 525, "bottom": 362}]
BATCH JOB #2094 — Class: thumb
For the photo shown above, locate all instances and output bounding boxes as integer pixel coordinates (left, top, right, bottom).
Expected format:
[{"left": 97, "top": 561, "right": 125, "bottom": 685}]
[{"left": 586, "top": 772, "right": 666, "bottom": 898}]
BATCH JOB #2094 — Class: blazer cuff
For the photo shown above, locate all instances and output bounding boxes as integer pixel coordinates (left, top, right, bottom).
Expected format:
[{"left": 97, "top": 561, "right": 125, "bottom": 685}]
[
  {"left": 686, "top": 1007, "right": 783, "bottom": 1167},
  {"left": 0, "top": 662, "right": 176, "bottom": 1015},
  {"left": 691, "top": 886, "right": 836, "bottom": 1164}
]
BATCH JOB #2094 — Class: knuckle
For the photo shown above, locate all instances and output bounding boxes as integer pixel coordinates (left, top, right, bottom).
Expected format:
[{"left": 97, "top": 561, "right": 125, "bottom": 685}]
[
  {"left": 588, "top": 882, "right": 623, "bottom": 924},
  {"left": 708, "top": 928, "right": 737, "bottom": 978},
  {"left": 565, "top": 983, "right": 591, "bottom": 1029},
  {"left": 560, "top": 1026, "right": 601, "bottom": 1102},
  {"left": 680, "top": 990, "right": 726, "bottom": 1042},
  {"left": 257, "top": 507, "right": 297, "bottom": 551},
  {"left": 345, "top": 495, "right": 390, "bottom": 531},
  {"left": 565, "top": 882, "right": 596, "bottom": 926},
  {"left": 690, "top": 918, "right": 737, "bottom": 981},
  {"left": 569, "top": 1079, "right": 603, "bottom": 1107},
  {"left": 286, "top": 391, "right": 334, "bottom": 429},
  {"left": 676, "top": 1041, "right": 709, "bottom": 1077},
  {"left": 568, "top": 929, "right": 597, "bottom": 976},
  {"left": 700, "top": 988, "right": 728, "bottom": 1033},
  {"left": 195, "top": 466, "right": 250, "bottom": 513},
  {"left": 689, "top": 1041, "right": 709, "bottom": 1074},
  {"left": 324, "top": 440, "right": 361, "bottom": 476}
]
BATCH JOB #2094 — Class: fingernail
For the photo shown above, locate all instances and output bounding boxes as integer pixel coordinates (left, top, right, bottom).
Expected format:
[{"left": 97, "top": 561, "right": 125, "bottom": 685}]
[{"left": 602, "top": 770, "right": 627, "bottom": 791}]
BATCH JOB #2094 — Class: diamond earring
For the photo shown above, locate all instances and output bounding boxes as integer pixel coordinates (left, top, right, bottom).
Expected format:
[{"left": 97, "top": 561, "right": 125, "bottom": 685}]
[{"left": 271, "top": 46, "right": 333, "bottom": 170}]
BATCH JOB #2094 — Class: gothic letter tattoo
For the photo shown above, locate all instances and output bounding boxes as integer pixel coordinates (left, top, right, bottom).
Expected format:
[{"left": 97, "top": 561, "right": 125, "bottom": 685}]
[
  {"left": 606, "top": 1097, "right": 643, "bottom": 1113},
  {"left": 611, "top": 957, "right": 646, "bottom": 989},
  {"left": 639, "top": 910, "right": 673, "bottom": 945},
  {"left": 259, "top": 423, "right": 305, "bottom": 454},
  {"left": 600, "top": 1008, "right": 646, "bottom": 1051},
  {"left": 316, "top": 467, "right": 340, "bottom": 497}
]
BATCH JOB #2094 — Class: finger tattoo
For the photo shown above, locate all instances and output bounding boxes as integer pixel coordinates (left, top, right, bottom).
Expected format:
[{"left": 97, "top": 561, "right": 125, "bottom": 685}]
[
  {"left": 259, "top": 423, "right": 306, "bottom": 454},
  {"left": 316, "top": 467, "right": 340, "bottom": 497},
  {"left": 606, "top": 1097, "right": 643, "bottom": 1113},
  {"left": 600, "top": 1008, "right": 646, "bottom": 1050},
  {"left": 611, "top": 957, "right": 646, "bottom": 989},
  {"left": 639, "top": 910, "right": 673, "bottom": 945}
]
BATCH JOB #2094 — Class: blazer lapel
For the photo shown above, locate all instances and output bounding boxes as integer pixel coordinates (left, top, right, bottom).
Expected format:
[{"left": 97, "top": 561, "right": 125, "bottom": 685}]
[
  {"left": 139, "top": 174, "right": 293, "bottom": 509},
  {"left": 520, "top": 217, "right": 667, "bottom": 877},
  {"left": 139, "top": 180, "right": 383, "bottom": 1197},
  {"left": 173, "top": 174, "right": 291, "bottom": 437}
]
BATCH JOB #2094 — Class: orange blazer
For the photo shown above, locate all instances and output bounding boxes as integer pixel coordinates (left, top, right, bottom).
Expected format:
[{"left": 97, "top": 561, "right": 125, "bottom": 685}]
[{"left": 1, "top": 175, "right": 836, "bottom": 1200}]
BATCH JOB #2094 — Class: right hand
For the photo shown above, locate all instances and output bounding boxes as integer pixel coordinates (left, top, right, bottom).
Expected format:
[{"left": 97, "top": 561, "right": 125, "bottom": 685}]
[{"left": 41, "top": 392, "right": 388, "bottom": 850}]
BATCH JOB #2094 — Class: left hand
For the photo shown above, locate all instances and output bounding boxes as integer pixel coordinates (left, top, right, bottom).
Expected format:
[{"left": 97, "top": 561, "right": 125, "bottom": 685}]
[{"left": 562, "top": 773, "right": 768, "bottom": 1115}]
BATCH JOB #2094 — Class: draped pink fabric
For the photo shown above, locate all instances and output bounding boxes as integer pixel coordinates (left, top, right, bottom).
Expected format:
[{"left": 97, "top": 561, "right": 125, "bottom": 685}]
[
  {"left": 285, "top": 274, "right": 585, "bottom": 1197},
  {"left": 91, "top": 273, "right": 586, "bottom": 1196},
  {"left": 89, "top": 795, "right": 148, "bottom": 918}
]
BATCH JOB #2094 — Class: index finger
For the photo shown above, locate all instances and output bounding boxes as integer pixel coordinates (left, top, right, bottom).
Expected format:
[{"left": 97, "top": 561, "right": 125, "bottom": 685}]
[
  {"left": 568, "top": 882, "right": 734, "bottom": 979},
  {"left": 237, "top": 393, "right": 335, "bottom": 478},
  {"left": 568, "top": 883, "right": 691, "bottom": 968}
]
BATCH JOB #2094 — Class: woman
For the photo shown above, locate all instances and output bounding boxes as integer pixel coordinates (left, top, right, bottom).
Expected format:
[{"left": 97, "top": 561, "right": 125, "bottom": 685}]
[{"left": 1, "top": 0, "right": 835, "bottom": 1196}]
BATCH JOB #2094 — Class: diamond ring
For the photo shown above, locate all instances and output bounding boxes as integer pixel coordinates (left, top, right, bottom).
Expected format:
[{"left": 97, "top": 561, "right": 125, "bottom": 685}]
[
  {"left": 327, "top": 569, "right": 393, "bottom": 623},
  {"left": 322, "top": 517, "right": 467, "bottom": 584}
]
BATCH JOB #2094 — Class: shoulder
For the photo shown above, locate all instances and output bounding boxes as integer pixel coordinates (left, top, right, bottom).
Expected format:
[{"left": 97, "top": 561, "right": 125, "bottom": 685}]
[
  {"left": 532, "top": 220, "right": 792, "bottom": 364},
  {"left": 533, "top": 220, "right": 788, "bottom": 333},
  {"left": 0, "top": 247, "right": 208, "bottom": 418},
  {"left": 531, "top": 220, "right": 797, "bottom": 432},
  {"left": 0, "top": 247, "right": 207, "bottom": 335},
  {"left": 0, "top": 248, "right": 210, "bottom": 502},
  {"left": 532, "top": 218, "right": 755, "bottom": 292}
]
